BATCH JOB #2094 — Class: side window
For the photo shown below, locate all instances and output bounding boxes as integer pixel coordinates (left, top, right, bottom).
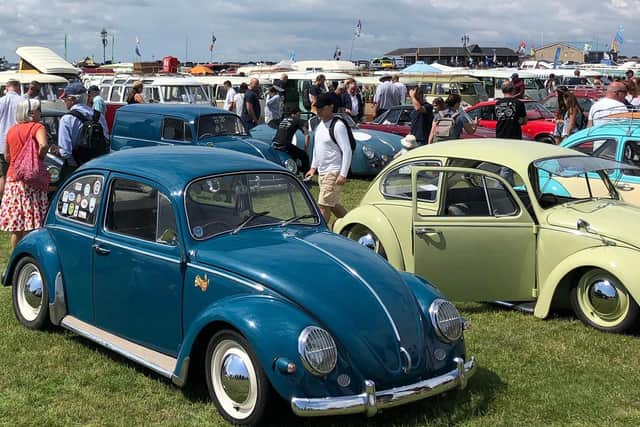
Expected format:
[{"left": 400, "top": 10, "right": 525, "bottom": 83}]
[
  {"left": 441, "top": 172, "right": 518, "bottom": 217},
  {"left": 56, "top": 175, "right": 105, "bottom": 226},
  {"left": 110, "top": 86, "right": 123, "bottom": 102},
  {"left": 106, "top": 179, "right": 177, "bottom": 245},
  {"left": 622, "top": 141, "right": 640, "bottom": 176},
  {"left": 381, "top": 161, "right": 440, "bottom": 201},
  {"left": 466, "top": 108, "right": 480, "bottom": 121},
  {"left": 543, "top": 97, "right": 558, "bottom": 111},
  {"left": 383, "top": 109, "right": 401, "bottom": 124},
  {"left": 571, "top": 138, "right": 617, "bottom": 160},
  {"left": 99, "top": 87, "right": 110, "bottom": 98},
  {"left": 162, "top": 118, "right": 192, "bottom": 141},
  {"left": 480, "top": 106, "right": 495, "bottom": 120}
]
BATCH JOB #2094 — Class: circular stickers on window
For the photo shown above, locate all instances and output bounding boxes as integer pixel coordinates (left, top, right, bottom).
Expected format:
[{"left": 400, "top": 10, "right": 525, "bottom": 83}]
[
  {"left": 193, "top": 226, "right": 204, "bottom": 238},
  {"left": 68, "top": 192, "right": 76, "bottom": 202},
  {"left": 93, "top": 180, "right": 101, "bottom": 195},
  {"left": 80, "top": 199, "right": 88, "bottom": 209},
  {"left": 83, "top": 184, "right": 91, "bottom": 197}
]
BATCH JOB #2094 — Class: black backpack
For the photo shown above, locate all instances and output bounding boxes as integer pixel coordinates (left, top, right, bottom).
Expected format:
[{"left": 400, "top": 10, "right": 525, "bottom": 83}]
[
  {"left": 66, "top": 110, "right": 109, "bottom": 164},
  {"left": 328, "top": 116, "right": 356, "bottom": 152}
]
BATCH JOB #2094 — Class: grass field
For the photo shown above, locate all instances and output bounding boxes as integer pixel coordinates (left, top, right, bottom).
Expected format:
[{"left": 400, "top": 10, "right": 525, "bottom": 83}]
[{"left": 1, "top": 177, "right": 640, "bottom": 426}]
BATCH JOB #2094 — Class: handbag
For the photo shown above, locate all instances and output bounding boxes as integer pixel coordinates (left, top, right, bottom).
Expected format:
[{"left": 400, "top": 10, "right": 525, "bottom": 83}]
[{"left": 13, "top": 123, "right": 49, "bottom": 192}]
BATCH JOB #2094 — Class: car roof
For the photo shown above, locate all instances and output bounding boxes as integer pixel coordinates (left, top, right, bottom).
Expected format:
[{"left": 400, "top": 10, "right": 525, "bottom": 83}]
[
  {"left": 117, "top": 103, "right": 231, "bottom": 120},
  {"left": 470, "top": 99, "right": 537, "bottom": 108},
  {"left": 78, "top": 146, "right": 285, "bottom": 193},
  {"left": 565, "top": 120, "right": 640, "bottom": 141},
  {"left": 397, "top": 139, "right": 586, "bottom": 173}
]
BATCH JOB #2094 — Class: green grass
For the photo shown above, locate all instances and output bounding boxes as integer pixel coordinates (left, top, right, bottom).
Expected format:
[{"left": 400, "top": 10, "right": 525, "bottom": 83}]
[{"left": 1, "top": 177, "right": 640, "bottom": 426}]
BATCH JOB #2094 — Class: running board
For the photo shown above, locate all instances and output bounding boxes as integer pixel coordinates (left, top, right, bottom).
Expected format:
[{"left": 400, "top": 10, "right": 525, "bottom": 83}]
[
  {"left": 492, "top": 301, "right": 535, "bottom": 313},
  {"left": 60, "top": 315, "right": 177, "bottom": 379}
]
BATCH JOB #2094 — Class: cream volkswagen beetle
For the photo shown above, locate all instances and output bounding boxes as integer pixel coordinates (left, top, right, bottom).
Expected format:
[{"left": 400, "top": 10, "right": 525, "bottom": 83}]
[{"left": 335, "top": 139, "right": 640, "bottom": 333}]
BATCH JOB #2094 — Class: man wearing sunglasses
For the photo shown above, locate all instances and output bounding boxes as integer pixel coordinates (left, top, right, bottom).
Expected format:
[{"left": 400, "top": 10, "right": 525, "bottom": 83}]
[{"left": 588, "top": 81, "right": 629, "bottom": 127}]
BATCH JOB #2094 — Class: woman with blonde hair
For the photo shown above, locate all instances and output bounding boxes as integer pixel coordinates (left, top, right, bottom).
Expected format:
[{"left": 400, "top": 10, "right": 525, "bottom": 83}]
[
  {"left": 0, "top": 98, "right": 49, "bottom": 249},
  {"left": 126, "top": 81, "right": 145, "bottom": 104}
]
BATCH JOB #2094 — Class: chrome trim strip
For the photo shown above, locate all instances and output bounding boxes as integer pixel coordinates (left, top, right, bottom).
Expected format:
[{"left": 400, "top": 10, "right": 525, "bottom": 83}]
[
  {"left": 291, "top": 357, "right": 476, "bottom": 417},
  {"left": 186, "top": 263, "right": 265, "bottom": 292},
  {"left": 294, "top": 236, "right": 402, "bottom": 343},
  {"left": 60, "top": 318, "right": 175, "bottom": 379},
  {"left": 49, "top": 272, "right": 67, "bottom": 325},
  {"left": 46, "top": 224, "right": 95, "bottom": 240},
  {"left": 94, "top": 237, "right": 182, "bottom": 264},
  {"left": 114, "top": 135, "right": 174, "bottom": 146},
  {"left": 171, "top": 356, "right": 190, "bottom": 387}
]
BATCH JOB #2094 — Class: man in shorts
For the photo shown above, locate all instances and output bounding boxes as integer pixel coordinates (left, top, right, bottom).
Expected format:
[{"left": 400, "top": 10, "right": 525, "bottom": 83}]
[{"left": 304, "top": 93, "right": 352, "bottom": 222}]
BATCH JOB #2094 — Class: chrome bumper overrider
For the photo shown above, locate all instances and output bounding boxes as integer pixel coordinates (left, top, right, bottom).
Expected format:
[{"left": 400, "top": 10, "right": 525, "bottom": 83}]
[{"left": 291, "top": 356, "right": 476, "bottom": 417}]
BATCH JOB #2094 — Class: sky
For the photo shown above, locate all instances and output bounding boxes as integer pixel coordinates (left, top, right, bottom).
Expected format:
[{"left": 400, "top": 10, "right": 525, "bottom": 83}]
[{"left": 0, "top": 0, "right": 638, "bottom": 65}]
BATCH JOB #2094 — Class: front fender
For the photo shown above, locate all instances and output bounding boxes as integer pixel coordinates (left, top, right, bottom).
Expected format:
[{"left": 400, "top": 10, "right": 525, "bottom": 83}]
[
  {"left": 177, "top": 294, "right": 326, "bottom": 401},
  {"left": 534, "top": 246, "right": 640, "bottom": 318},
  {"left": 333, "top": 205, "right": 405, "bottom": 271}
]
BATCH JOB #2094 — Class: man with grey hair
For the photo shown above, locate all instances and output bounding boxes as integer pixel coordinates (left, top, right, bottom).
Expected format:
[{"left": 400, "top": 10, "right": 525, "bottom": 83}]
[
  {"left": 0, "top": 79, "right": 22, "bottom": 199},
  {"left": 58, "top": 82, "right": 108, "bottom": 178},
  {"left": 588, "top": 81, "right": 628, "bottom": 127}
]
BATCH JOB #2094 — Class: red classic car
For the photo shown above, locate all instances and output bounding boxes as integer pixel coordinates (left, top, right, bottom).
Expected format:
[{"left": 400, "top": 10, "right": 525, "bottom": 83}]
[
  {"left": 359, "top": 105, "right": 495, "bottom": 138},
  {"left": 465, "top": 99, "right": 555, "bottom": 143},
  {"left": 541, "top": 88, "right": 604, "bottom": 118}
]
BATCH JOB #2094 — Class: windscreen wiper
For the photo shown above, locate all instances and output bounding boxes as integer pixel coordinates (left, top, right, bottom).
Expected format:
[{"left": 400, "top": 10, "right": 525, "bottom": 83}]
[
  {"left": 231, "top": 211, "right": 270, "bottom": 235},
  {"left": 279, "top": 213, "right": 319, "bottom": 227}
]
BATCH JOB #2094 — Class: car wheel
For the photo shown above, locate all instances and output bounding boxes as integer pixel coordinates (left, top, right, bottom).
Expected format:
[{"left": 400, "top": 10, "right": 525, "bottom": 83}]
[
  {"left": 536, "top": 135, "right": 555, "bottom": 144},
  {"left": 570, "top": 268, "right": 639, "bottom": 333},
  {"left": 12, "top": 257, "right": 50, "bottom": 330},
  {"left": 343, "top": 225, "right": 387, "bottom": 259},
  {"left": 205, "top": 330, "right": 271, "bottom": 425}
]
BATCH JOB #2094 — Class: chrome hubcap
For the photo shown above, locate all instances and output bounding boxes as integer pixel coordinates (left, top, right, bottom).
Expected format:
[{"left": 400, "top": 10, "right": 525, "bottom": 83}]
[
  {"left": 357, "top": 233, "right": 376, "bottom": 250},
  {"left": 17, "top": 263, "right": 43, "bottom": 322},
  {"left": 588, "top": 279, "right": 620, "bottom": 316},
  {"left": 221, "top": 354, "right": 251, "bottom": 404}
]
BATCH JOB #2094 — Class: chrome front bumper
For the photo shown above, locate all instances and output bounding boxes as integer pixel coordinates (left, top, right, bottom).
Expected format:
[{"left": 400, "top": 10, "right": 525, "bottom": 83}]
[{"left": 291, "top": 356, "right": 476, "bottom": 417}]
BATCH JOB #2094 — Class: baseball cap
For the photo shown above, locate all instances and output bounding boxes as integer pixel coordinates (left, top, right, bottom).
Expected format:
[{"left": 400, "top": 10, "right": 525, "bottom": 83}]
[
  {"left": 61, "top": 82, "right": 86, "bottom": 97},
  {"left": 88, "top": 85, "right": 100, "bottom": 93},
  {"left": 315, "top": 92, "right": 334, "bottom": 109}
]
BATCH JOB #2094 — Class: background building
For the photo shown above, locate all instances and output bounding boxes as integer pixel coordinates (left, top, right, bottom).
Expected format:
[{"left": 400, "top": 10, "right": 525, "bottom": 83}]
[
  {"left": 385, "top": 45, "right": 518, "bottom": 67},
  {"left": 533, "top": 43, "right": 584, "bottom": 64}
]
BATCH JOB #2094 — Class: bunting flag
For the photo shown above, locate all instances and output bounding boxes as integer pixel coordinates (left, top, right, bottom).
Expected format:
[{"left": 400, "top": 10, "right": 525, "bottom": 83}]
[
  {"left": 135, "top": 36, "right": 141, "bottom": 57},
  {"left": 615, "top": 25, "right": 624, "bottom": 44},
  {"left": 333, "top": 46, "right": 341, "bottom": 60},
  {"left": 209, "top": 33, "right": 217, "bottom": 52},
  {"left": 355, "top": 20, "right": 362, "bottom": 37}
]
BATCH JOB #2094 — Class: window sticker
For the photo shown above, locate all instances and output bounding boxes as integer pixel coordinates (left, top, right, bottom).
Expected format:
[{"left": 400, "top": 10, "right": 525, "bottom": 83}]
[
  {"left": 89, "top": 198, "right": 96, "bottom": 213},
  {"left": 57, "top": 175, "right": 104, "bottom": 226},
  {"left": 62, "top": 191, "right": 69, "bottom": 202},
  {"left": 74, "top": 182, "right": 83, "bottom": 192},
  {"left": 83, "top": 184, "right": 91, "bottom": 197},
  {"left": 68, "top": 192, "right": 76, "bottom": 202},
  {"left": 80, "top": 199, "right": 88, "bottom": 209},
  {"left": 93, "top": 180, "right": 101, "bottom": 195}
]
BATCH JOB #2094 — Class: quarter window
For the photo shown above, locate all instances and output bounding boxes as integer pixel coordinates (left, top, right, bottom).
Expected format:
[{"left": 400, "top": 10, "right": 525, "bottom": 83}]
[
  {"left": 441, "top": 172, "right": 518, "bottom": 217},
  {"left": 105, "top": 179, "right": 178, "bottom": 245},
  {"left": 622, "top": 141, "right": 640, "bottom": 176},
  {"left": 382, "top": 161, "right": 440, "bottom": 201},
  {"left": 571, "top": 138, "right": 618, "bottom": 160},
  {"left": 56, "top": 175, "right": 105, "bottom": 226}
]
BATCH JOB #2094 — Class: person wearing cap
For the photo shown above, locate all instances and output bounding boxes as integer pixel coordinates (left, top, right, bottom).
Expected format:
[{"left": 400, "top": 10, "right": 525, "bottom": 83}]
[
  {"left": 272, "top": 106, "right": 310, "bottom": 175},
  {"left": 23, "top": 81, "right": 42, "bottom": 99},
  {"left": 511, "top": 73, "right": 525, "bottom": 99},
  {"left": 58, "top": 82, "right": 109, "bottom": 178},
  {"left": 394, "top": 134, "right": 417, "bottom": 159},
  {"left": 264, "top": 86, "right": 282, "bottom": 124},
  {"left": 496, "top": 81, "right": 527, "bottom": 140},
  {"left": 304, "top": 93, "right": 352, "bottom": 223},
  {"left": 373, "top": 73, "right": 400, "bottom": 118},
  {"left": 0, "top": 79, "right": 22, "bottom": 200},
  {"left": 87, "top": 85, "right": 105, "bottom": 113}
]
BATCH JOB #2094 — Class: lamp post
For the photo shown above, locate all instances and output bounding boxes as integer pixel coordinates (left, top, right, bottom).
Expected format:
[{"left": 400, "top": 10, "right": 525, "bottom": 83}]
[
  {"left": 100, "top": 29, "right": 108, "bottom": 64},
  {"left": 461, "top": 33, "right": 470, "bottom": 66}
]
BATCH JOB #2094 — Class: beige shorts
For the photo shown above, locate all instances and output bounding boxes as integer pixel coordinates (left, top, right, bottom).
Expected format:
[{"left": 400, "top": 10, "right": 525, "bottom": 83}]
[{"left": 318, "top": 172, "right": 343, "bottom": 207}]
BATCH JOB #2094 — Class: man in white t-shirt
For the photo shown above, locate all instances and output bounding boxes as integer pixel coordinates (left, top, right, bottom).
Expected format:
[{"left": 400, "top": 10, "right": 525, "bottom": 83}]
[
  {"left": 233, "top": 82, "right": 247, "bottom": 117},
  {"left": 305, "top": 93, "right": 352, "bottom": 222},
  {"left": 392, "top": 74, "right": 407, "bottom": 104},
  {"left": 588, "top": 82, "right": 628, "bottom": 127},
  {"left": 222, "top": 80, "right": 236, "bottom": 111}
]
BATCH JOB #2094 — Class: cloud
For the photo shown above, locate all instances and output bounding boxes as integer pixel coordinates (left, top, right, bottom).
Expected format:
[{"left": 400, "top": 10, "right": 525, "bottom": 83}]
[{"left": 0, "top": 0, "right": 637, "bottom": 64}]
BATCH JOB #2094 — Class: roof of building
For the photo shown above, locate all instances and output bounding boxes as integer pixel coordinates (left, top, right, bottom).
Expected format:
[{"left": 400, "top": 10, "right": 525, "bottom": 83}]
[
  {"left": 79, "top": 146, "right": 284, "bottom": 193},
  {"left": 534, "top": 42, "right": 583, "bottom": 52},
  {"left": 385, "top": 46, "right": 518, "bottom": 57}
]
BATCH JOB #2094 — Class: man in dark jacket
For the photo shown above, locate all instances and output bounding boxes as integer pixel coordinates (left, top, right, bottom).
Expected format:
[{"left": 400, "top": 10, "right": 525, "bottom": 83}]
[{"left": 341, "top": 81, "right": 364, "bottom": 122}]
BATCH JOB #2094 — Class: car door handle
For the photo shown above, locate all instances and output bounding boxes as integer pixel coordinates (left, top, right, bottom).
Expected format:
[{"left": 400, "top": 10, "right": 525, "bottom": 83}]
[
  {"left": 616, "top": 183, "right": 634, "bottom": 191},
  {"left": 92, "top": 244, "right": 111, "bottom": 255},
  {"left": 415, "top": 227, "right": 439, "bottom": 235}
]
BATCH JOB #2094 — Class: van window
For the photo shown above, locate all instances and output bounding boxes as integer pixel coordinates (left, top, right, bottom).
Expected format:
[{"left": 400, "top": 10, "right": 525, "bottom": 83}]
[
  {"left": 162, "top": 86, "right": 190, "bottom": 103},
  {"left": 110, "top": 86, "right": 123, "bottom": 102},
  {"left": 143, "top": 87, "right": 160, "bottom": 103},
  {"left": 162, "top": 118, "right": 192, "bottom": 141}
]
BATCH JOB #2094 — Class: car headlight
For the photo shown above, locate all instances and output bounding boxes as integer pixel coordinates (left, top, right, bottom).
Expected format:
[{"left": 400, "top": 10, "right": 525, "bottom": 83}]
[
  {"left": 362, "top": 144, "right": 375, "bottom": 160},
  {"left": 297, "top": 326, "right": 337, "bottom": 376},
  {"left": 429, "top": 299, "right": 463, "bottom": 343},
  {"left": 47, "top": 165, "right": 60, "bottom": 183},
  {"left": 284, "top": 158, "right": 298, "bottom": 174}
]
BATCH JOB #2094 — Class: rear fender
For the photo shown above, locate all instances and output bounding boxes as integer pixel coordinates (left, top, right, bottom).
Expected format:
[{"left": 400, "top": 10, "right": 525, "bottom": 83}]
[
  {"left": 333, "top": 206, "right": 405, "bottom": 271},
  {"left": 535, "top": 246, "right": 640, "bottom": 318}
]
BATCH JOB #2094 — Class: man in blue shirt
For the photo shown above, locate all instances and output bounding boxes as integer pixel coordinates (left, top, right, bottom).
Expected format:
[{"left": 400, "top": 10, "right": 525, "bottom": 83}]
[
  {"left": 0, "top": 79, "right": 22, "bottom": 199},
  {"left": 58, "top": 82, "right": 109, "bottom": 178}
]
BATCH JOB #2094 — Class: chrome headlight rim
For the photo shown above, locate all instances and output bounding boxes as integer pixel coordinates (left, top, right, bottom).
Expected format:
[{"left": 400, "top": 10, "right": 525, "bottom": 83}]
[
  {"left": 361, "top": 144, "right": 376, "bottom": 160},
  {"left": 297, "top": 326, "right": 337, "bottom": 376},
  {"left": 284, "top": 158, "right": 298, "bottom": 174},
  {"left": 429, "top": 298, "right": 463, "bottom": 343}
]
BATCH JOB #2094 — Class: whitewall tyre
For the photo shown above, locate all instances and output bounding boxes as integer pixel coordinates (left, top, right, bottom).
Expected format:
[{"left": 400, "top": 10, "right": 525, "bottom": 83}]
[{"left": 12, "top": 257, "right": 50, "bottom": 330}]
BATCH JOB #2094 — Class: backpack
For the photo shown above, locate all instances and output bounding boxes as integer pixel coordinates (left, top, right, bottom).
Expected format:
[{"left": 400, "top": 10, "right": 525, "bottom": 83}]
[
  {"left": 302, "top": 85, "right": 312, "bottom": 110},
  {"left": 328, "top": 116, "right": 357, "bottom": 152},
  {"left": 433, "top": 111, "right": 460, "bottom": 142},
  {"left": 66, "top": 110, "right": 109, "bottom": 165}
]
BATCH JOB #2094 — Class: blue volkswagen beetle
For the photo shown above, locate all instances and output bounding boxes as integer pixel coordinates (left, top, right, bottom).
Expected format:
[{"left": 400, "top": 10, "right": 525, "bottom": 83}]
[
  {"left": 110, "top": 104, "right": 299, "bottom": 174},
  {"left": 3, "top": 147, "right": 475, "bottom": 425},
  {"left": 562, "top": 119, "right": 640, "bottom": 206},
  {"left": 251, "top": 113, "right": 403, "bottom": 176}
]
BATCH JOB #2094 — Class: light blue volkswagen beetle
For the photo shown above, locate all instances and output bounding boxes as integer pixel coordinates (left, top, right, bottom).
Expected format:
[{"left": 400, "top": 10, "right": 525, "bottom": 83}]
[
  {"left": 3, "top": 147, "right": 475, "bottom": 425},
  {"left": 251, "top": 113, "right": 403, "bottom": 176}
]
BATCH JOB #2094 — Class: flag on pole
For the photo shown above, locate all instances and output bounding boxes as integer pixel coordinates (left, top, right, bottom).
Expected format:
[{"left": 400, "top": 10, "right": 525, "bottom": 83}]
[
  {"left": 209, "top": 33, "right": 217, "bottom": 52},
  {"left": 289, "top": 50, "right": 296, "bottom": 61},
  {"left": 615, "top": 25, "right": 624, "bottom": 44},
  {"left": 355, "top": 20, "right": 362, "bottom": 37},
  {"left": 135, "top": 36, "right": 142, "bottom": 57},
  {"left": 333, "top": 46, "right": 341, "bottom": 60}
]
